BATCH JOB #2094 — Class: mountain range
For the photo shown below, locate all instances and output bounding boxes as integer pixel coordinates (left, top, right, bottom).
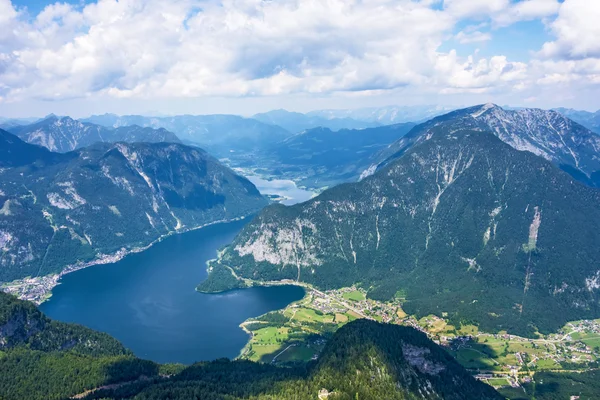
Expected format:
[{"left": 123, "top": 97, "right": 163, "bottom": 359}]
[
  {"left": 6, "top": 115, "right": 181, "bottom": 153},
  {"left": 255, "top": 122, "right": 416, "bottom": 188},
  {"left": 252, "top": 109, "right": 379, "bottom": 133},
  {"left": 82, "top": 113, "right": 291, "bottom": 159},
  {"left": 554, "top": 108, "right": 600, "bottom": 134},
  {"left": 0, "top": 129, "right": 267, "bottom": 285},
  {"left": 0, "top": 290, "right": 502, "bottom": 400},
  {"left": 201, "top": 104, "right": 600, "bottom": 337},
  {"left": 307, "top": 105, "right": 456, "bottom": 125},
  {"left": 368, "top": 104, "right": 600, "bottom": 187}
]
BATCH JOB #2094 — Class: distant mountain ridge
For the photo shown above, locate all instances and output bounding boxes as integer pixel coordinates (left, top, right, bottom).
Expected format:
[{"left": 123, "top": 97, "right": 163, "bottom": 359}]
[
  {"left": 0, "top": 131, "right": 267, "bottom": 285},
  {"left": 554, "top": 107, "right": 600, "bottom": 135},
  {"left": 252, "top": 109, "right": 378, "bottom": 133},
  {"left": 8, "top": 116, "right": 181, "bottom": 153},
  {"left": 307, "top": 105, "right": 456, "bottom": 124},
  {"left": 83, "top": 113, "right": 291, "bottom": 158},
  {"left": 256, "top": 122, "right": 416, "bottom": 188},
  {"left": 368, "top": 104, "right": 600, "bottom": 187}
]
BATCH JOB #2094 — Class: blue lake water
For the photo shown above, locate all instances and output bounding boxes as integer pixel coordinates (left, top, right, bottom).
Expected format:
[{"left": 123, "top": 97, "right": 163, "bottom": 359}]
[{"left": 40, "top": 218, "right": 305, "bottom": 364}]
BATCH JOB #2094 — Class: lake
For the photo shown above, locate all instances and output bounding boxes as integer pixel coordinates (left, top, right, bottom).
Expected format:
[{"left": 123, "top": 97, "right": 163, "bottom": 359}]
[
  {"left": 243, "top": 175, "right": 316, "bottom": 205},
  {"left": 40, "top": 219, "right": 305, "bottom": 364}
]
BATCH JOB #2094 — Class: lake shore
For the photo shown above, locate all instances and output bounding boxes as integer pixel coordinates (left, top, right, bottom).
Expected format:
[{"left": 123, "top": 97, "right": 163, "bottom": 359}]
[{"left": 1, "top": 214, "right": 253, "bottom": 305}]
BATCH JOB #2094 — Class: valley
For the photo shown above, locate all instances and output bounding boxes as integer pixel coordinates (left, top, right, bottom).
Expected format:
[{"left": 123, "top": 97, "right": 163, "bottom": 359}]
[
  {"left": 2, "top": 104, "right": 600, "bottom": 399},
  {"left": 237, "top": 282, "right": 600, "bottom": 393}
]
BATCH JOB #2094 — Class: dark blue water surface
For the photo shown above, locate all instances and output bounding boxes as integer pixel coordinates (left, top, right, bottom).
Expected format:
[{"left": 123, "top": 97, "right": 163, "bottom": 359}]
[{"left": 40, "top": 219, "right": 304, "bottom": 364}]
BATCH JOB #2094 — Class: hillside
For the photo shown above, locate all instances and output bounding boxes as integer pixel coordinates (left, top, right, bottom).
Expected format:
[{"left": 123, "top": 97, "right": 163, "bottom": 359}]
[
  {"left": 0, "top": 129, "right": 60, "bottom": 167},
  {"left": 0, "top": 291, "right": 501, "bottom": 400},
  {"left": 203, "top": 121, "right": 600, "bottom": 336},
  {"left": 368, "top": 104, "right": 600, "bottom": 187},
  {"left": 8, "top": 116, "right": 181, "bottom": 153},
  {"left": 0, "top": 133, "right": 267, "bottom": 286}
]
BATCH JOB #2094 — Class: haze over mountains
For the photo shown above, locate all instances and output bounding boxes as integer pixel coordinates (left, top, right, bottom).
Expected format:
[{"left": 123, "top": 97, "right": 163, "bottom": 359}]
[
  {"left": 252, "top": 109, "right": 379, "bottom": 133},
  {"left": 256, "top": 122, "right": 417, "bottom": 188},
  {"left": 82, "top": 113, "right": 291, "bottom": 158}
]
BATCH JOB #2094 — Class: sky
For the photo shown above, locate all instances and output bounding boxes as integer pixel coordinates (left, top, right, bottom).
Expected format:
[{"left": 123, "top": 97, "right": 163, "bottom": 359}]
[{"left": 1, "top": 0, "right": 599, "bottom": 118}]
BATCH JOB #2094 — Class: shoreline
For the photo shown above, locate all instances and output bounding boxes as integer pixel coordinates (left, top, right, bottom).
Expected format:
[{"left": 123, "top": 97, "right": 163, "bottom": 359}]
[
  {"left": 235, "top": 279, "right": 311, "bottom": 359},
  {"left": 1, "top": 214, "right": 253, "bottom": 305}
]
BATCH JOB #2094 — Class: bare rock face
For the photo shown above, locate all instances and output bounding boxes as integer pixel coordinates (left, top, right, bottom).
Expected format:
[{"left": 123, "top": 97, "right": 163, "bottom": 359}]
[{"left": 402, "top": 344, "right": 445, "bottom": 375}]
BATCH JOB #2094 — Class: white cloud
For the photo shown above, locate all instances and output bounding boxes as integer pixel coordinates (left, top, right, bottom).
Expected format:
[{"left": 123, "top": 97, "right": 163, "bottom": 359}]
[
  {"left": 539, "top": 0, "right": 600, "bottom": 59},
  {"left": 455, "top": 30, "right": 492, "bottom": 44},
  {"left": 435, "top": 51, "right": 528, "bottom": 92},
  {"left": 0, "top": 0, "right": 592, "bottom": 110},
  {"left": 443, "top": 0, "right": 560, "bottom": 26}
]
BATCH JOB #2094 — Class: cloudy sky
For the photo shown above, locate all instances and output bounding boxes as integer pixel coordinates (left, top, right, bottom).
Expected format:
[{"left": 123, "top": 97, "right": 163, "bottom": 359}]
[{"left": 1, "top": 0, "right": 599, "bottom": 117}]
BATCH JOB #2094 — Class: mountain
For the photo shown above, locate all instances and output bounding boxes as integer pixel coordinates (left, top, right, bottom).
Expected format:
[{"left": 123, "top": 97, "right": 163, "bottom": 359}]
[
  {"left": 0, "top": 292, "right": 501, "bottom": 400},
  {"left": 7, "top": 116, "right": 181, "bottom": 153},
  {"left": 368, "top": 104, "right": 600, "bottom": 187},
  {"left": 307, "top": 105, "right": 455, "bottom": 125},
  {"left": 0, "top": 291, "right": 157, "bottom": 400},
  {"left": 0, "top": 129, "right": 60, "bottom": 167},
  {"left": 0, "top": 117, "right": 39, "bottom": 131},
  {"left": 252, "top": 109, "right": 379, "bottom": 133},
  {"left": 259, "top": 123, "right": 416, "bottom": 188},
  {"left": 82, "top": 113, "right": 291, "bottom": 158},
  {"left": 554, "top": 107, "right": 600, "bottom": 135},
  {"left": 201, "top": 117, "right": 600, "bottom": 337},
  {"left": 0, "top": 135, "right": 267, "bottom": 285}
]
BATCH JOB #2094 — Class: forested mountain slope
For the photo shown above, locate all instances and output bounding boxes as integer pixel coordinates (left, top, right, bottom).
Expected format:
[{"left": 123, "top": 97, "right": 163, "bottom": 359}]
[
  {"left": 204, "top": 121, "right": 600, "bottom": 336},
  {"left": 0, "top": 292, "right": 501, "bottom": 400},
  {"left": 0, "top": 129, "right": 60, "bottom": 167},
  {"left": 0, "top": 133, "right": 267, "bottom": 283}
]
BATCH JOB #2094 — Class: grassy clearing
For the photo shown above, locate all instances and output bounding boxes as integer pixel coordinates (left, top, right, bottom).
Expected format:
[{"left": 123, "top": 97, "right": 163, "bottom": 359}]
[
  {"left": 275, "top": 345, "right": 318, "bottom": 363},
  {"left": 292, "top": 308, "right": 334, "bottom": 324},
  {"left": 342, "top": 290, "right": 366, "bottom": 302},
  {"left": 450, "top": 348, "right": 498, "bottom": 370},
  {"left": 396, "top": 308, "right": 407, "bottom": 318},
  {"left": 334, "top": 313, "right": 348, "bottom": 323},
  {"left": 487, "top": 378, "right": 510, "bottom": 387}
]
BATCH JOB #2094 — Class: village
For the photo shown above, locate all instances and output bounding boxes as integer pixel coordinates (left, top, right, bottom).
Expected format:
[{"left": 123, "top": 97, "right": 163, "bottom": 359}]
[{"left": 243, "top": 283, "right": 600, "bottom": 391}]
